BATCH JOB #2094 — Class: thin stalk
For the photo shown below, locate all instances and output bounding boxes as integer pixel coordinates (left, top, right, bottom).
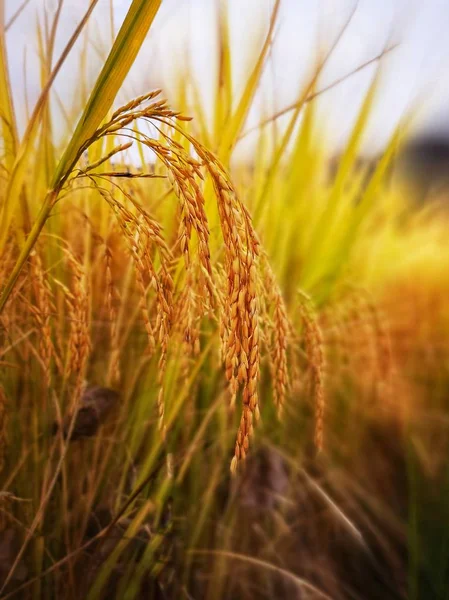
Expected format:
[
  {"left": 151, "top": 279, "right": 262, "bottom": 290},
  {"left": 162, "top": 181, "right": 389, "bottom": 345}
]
[{"left": 0, "top": 190, "right": 57, "bottom": 314}]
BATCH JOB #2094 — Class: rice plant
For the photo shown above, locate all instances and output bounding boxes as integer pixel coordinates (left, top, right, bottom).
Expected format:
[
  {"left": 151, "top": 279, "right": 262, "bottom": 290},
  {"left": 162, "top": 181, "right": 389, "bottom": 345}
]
[{"left": 1, "top": 1, "right": 449, "bottom": 599}]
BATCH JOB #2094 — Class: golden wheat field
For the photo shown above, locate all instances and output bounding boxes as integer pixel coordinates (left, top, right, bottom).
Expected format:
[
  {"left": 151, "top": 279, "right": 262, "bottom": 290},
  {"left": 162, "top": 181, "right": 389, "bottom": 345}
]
[{"left": 1, "top": 1, "right": 449, "bottom": 598}]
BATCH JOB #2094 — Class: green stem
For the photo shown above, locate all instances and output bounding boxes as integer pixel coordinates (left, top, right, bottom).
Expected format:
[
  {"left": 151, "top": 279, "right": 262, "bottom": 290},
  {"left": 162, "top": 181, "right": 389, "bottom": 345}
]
[{"left": 0, "top": 190, "right": 57, "bottom": 314}]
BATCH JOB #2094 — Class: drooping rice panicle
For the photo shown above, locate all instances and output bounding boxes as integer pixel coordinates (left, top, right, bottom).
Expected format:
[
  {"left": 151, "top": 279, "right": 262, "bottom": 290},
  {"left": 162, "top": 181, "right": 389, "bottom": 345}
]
[{"left": 299, "top": 294, "right": 325, "bottom": 453}]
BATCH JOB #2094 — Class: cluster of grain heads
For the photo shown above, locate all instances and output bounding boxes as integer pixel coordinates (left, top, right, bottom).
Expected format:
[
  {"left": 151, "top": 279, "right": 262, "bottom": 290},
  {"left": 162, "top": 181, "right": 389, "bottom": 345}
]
[
  {"left": 28, "top": 250, "right": 58, "bottom": 387},
  {"left": 263, "top": 259, "right": 290, "bottom": 419},
  {"left": 361, "top": 292, "right": 393, "bottom": 395},
  {"left": 298, "top": 293, "right": 325, "bottom": 453},
  {"left": 195, "top": 154, "right": 262, "bottom": 473},
  {"left": 173, "top": 267, "right": 203, "bottom": 374},
  {"left": 165, "top": 150, "right": 212, "bottom": 289},
  {"left": 104, "top": 243, "right": 121, "bottom": 385},
  {"left": 78, "top": 91, "right": 277, "bottom": 469},
  {"left": 50, "top": 247, "right": 91, "bottom": 410},
  {"left": 1, "top": 83, "right": 295, "bottom": 474},
  {"left": 64, "top": 251, "right": 91, "bottom": 385},
  {"left": 76, "top": 92, "right": 219, "bottom": 436},
  {"left": 322, "top": 288, "right": 393, "bottom": 403}
]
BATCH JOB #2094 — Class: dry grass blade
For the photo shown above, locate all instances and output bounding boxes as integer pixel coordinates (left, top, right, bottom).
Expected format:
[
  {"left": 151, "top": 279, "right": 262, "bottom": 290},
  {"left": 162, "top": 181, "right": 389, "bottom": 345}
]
[
  {"left": 4, "top": 0, "right": 32, "bottom": 32},
  {"left": 218, "top": 0, "right": 281, "bottom": 162},
  {"left": 190, "top": 550, "right": 334, "bottom": 600},
  {"left": 239, "top": 44, "right": 398, "bottom": 141}
]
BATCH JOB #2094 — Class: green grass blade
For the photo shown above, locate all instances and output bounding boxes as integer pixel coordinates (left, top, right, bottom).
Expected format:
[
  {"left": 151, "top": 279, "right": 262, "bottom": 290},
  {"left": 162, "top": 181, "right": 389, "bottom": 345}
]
[
  {"left": 0, "top": 0, "right": 18, "bottom": 170},
  {"left": 0, "top": 0, "right": 163, "bottom": 315},
  {"left": 0, "top": 0, "right": 100, "bottom": 252},
  {"left": 217, "top": 0, "right": 280, "bottom": 163},
  {"left": 52, "top": 0, "right": 163, "bottom": 187}
]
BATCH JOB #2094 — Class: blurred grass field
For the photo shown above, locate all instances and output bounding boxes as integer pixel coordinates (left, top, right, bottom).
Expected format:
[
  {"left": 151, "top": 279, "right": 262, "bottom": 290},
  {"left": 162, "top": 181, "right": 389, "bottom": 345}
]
[{"left": 1, "top": 1, "right": 449, "bottom": 598}]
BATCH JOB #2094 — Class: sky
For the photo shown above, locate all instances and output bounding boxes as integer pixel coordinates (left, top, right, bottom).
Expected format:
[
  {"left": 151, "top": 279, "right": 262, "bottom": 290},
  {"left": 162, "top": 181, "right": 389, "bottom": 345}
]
[{"left": 4, "top": 0, "right": 449, "bottom": 159}]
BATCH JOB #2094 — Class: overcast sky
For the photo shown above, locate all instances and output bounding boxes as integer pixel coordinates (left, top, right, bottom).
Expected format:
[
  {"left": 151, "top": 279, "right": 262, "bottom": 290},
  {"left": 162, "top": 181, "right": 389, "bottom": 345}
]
[{"left": 4, "top": 0, "right": 449, "bottom": 158}]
